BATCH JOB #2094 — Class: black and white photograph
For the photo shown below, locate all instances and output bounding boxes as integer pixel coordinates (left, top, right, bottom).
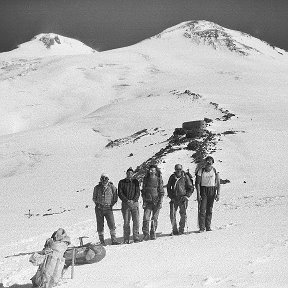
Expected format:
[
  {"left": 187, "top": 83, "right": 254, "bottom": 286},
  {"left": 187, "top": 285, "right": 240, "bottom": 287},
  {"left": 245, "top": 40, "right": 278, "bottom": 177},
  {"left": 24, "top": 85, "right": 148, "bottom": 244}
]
[{"left": 0, "top": 0, "right": 288, "bottom": 287}]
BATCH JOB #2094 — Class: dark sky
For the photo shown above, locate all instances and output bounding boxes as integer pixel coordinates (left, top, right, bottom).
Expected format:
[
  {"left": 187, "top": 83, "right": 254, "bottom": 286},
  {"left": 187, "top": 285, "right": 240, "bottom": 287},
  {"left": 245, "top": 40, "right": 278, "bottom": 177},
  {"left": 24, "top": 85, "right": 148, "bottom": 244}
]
[{"left": 1, "top": 0, "right": 287, "bottom": 52}]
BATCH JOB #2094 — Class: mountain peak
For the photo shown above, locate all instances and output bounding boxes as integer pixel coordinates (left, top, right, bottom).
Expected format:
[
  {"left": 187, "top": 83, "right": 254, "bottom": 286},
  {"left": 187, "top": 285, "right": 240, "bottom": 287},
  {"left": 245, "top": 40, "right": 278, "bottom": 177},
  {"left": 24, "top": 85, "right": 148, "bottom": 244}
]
[
  {"left": 152, "top": 20, "right": 286, "bottom": 57},
  {"left": 6, "top": 33, "right": 96, "bottom": 58},
  {"left": 34, "top": 33, "right": 63, "bottom": 49}
]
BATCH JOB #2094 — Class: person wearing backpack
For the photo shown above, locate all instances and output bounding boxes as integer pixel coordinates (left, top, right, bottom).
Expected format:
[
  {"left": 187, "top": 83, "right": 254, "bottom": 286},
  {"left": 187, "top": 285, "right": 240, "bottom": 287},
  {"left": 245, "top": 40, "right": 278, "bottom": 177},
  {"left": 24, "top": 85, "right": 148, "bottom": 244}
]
[
  {"left": 93, "top": 173, "right": 121, "bottom": 245},
  {"left": 167, "top": 164, "right": 194, "bottom": 235},
  {"left": 30, "top": 228, "right": 71, "bottom": 288},
  {"left": 141, "top": 164, "right": 164, "bottom": 240},
  {"left": 196, "top": 156, "right": 220, "bottom": 232},
  {"left": 118, "top": 167, "right": 141, "bottom": 244}
]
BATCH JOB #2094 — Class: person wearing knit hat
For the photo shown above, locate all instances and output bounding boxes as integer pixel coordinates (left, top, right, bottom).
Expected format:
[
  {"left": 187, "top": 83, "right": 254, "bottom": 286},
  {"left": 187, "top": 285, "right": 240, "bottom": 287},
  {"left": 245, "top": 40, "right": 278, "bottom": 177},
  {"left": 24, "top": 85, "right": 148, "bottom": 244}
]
[
  {"left": 93, "top": 173, "right": 120, "bottom": 245},
  {"left": 118, "top": 167, "right": 140, "bottom": 244}
]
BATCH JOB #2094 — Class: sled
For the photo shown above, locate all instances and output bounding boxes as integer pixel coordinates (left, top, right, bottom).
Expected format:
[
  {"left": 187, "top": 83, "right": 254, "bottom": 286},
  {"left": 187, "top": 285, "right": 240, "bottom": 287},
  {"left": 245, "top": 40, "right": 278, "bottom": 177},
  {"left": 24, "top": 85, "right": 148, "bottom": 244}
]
[
  {"left": 63, "top": 236, "right": 106, "bottom": 279},
  {"left": 64, "top": 236, "right": 106, "bottom": 267}
]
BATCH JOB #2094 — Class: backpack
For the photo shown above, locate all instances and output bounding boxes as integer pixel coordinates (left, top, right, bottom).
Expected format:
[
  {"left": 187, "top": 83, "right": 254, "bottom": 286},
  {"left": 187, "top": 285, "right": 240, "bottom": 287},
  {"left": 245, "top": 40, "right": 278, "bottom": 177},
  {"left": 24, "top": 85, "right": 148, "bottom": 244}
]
[{"left": 185, "top": 169, "right": 195, "bottom": 194}]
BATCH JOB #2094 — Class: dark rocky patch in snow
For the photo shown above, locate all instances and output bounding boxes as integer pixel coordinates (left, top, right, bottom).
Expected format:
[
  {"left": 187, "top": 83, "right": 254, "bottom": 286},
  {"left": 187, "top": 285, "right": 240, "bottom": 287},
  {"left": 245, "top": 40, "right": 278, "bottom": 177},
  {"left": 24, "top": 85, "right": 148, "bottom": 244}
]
[
  {"left": 170, "top": 89, "right": 202, "bottom": 100},
  {"left": 222, "top": 130, "right": 245, "bottom": 135},
  {"left": 210, "top": 102, "right": 236, "bottom": 121},
  {"left": 38, "top": 35, "right": 61, "bottom": 49},
  {"left": 133, "top": 121, "right": 218, "bottom": 182},
  {"left": 105, "top": 128, "right": 164, "bottom": 148},
  {"left": 220, "top": 179, "right": 231, "bottom": 184}
]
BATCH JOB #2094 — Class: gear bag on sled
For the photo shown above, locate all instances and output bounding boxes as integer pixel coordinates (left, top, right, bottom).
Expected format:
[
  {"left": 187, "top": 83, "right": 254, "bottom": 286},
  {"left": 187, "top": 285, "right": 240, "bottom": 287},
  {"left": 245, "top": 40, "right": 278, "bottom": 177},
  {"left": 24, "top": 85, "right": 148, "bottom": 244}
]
[{"left": 64, "top": 241, "right": 106, "bottom": 266}]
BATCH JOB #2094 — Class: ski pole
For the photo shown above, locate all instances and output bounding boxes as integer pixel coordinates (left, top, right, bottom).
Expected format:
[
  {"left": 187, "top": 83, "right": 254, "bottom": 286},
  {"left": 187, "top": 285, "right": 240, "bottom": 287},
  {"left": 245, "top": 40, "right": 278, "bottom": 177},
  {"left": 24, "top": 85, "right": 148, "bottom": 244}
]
[
  {"left": 197, "top": 200, "right": 200, "bottom": 229},
  {"left": 71, "top": 248, "right": 75, "bottom": 279},
  {"left": 184, "top": 199, "right": 189, "bottom": 234}
]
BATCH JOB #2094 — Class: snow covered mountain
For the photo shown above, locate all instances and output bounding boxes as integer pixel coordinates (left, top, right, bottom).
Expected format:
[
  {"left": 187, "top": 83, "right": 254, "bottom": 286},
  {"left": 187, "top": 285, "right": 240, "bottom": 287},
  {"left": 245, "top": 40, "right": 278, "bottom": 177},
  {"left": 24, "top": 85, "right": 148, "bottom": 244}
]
[
  {"left": 2, "top": 33, "right": 96, "bottom": 58},
  {"left": 0, "top": 20, "right": 288, "bottom": 287},
  {"left": 149, "top": 20, "right": 287, "bottom": 58}
]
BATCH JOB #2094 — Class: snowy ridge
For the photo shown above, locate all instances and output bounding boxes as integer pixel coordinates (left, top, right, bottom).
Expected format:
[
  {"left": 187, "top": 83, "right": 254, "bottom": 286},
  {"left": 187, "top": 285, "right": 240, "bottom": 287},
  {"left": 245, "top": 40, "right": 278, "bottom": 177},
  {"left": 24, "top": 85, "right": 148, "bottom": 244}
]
[
  {"left": 152, "top": 20, "right": 287, "bottom": 57},
  {"left": 3, "top": 33, "right": 96, "bottom": 58}
]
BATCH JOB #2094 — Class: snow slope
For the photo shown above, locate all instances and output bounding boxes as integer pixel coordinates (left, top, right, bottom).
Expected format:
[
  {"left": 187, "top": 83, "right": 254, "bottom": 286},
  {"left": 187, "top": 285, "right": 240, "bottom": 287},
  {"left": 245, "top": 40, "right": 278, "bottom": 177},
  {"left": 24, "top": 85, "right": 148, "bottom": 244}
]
[
  {"left": 0, "top": 20, "right": 288, "bottom": 287},
  {"left": 1, "top": 33, "right": 95, "bottom": 58}
]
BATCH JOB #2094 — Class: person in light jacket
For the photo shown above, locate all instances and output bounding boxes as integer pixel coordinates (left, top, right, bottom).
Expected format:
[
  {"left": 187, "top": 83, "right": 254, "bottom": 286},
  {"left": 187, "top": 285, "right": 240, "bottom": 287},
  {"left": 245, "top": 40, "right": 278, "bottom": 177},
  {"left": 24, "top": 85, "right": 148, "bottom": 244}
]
[
  {"left": 196, "top": 156, "right": 220, "bottom": 232},
  {"left": 93, "top": 173, "right": 120, "bottom": 245}
]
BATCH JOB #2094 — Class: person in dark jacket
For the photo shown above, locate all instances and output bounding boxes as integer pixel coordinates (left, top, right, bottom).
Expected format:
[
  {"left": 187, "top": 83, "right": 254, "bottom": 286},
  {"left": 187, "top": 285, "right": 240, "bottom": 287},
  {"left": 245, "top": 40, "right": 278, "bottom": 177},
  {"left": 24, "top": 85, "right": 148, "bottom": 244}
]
[
  {"left": 118, "top": 167, "right": 140, "bottom": 244},
  {"left": 93, "top": 173, "right": 120, "bottom": 245},
  {"left": 141, "top": 164, "right": 164, "bottom": 240},
  {"left": 167, "top": 164, "right": 194, "bottom": 235},
  {"left": 196, "top": 156, "right": 220, "bottom": 232}
]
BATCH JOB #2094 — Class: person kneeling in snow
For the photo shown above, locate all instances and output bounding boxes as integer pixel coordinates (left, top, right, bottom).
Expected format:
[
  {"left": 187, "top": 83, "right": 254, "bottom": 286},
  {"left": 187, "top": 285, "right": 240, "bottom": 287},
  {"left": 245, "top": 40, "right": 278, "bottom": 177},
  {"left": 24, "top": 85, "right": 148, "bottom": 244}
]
[
  {"left": 30, "top": 228, "right": 71, "bottom": 288},
  {"left": 93, "top": 173, "right": 121, "bottom": 245}
]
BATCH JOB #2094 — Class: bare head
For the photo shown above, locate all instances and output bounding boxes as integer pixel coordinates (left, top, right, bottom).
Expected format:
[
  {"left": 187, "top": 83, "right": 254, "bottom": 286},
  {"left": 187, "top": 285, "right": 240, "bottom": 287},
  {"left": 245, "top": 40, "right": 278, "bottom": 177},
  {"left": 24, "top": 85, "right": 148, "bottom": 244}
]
[
  {"left": 205, "top": 156, "right": 214, "bottom": 168},
  {"left": 174, "top": 164, "right": 183, "bottom": 176},
  {"left": 126, "top": 167, "right": 134, "bottom": 179},
  {"left": 149, "top": 164, "right": 157, "bottom": 176}
]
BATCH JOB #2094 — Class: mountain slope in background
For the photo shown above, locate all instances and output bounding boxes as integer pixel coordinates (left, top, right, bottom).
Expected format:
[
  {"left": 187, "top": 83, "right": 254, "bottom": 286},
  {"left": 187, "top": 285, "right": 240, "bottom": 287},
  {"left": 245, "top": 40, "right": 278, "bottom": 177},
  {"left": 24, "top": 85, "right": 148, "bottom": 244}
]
[
  {"left": 150, "top": 20, "right": 287, "bottom": 58},
  {"left": 0, "top": 20, "right": 288, "bottom": 287},
  {"left": 1, "top": 33, "right": 96, "bottom": 58}
]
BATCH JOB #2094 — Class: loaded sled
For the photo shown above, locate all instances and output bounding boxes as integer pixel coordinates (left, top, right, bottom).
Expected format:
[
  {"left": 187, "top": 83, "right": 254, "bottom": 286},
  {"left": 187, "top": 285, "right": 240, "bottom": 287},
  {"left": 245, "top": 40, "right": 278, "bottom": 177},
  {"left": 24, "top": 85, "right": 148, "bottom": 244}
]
[{"left": 29, "top": 229, "right": 106, "bottom": 287}]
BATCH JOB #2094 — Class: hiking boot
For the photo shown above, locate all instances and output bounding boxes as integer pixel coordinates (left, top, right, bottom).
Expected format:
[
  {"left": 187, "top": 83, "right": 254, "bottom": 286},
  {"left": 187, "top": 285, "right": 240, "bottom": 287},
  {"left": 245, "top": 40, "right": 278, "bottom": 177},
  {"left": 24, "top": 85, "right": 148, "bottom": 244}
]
[
  {"left": 150, "top": 233, "right": 156, "bottom": 240},
  {"left": 111, "top": 239, "right": 121, "bottom": 245},
  {"left": 170, "top": 230, "right": 179, "bottom": 236},
  {"left": 206, "top": 228, "right": 212, "bottom": 231},
  {"left": 133, "top": 238, "right": 141, "bottom": 243},
  {"left": 199, "top": 229, "right": 205, "bottom": 233},
  {"left": 111, "top": 235, "right": 121, "bottom": 245},
  {"left": 142, "top": 234, "right": 150, "bottom": 241},
  {"left": 178, "top": 231, "right": 184, "bottom": 235},
  {"left": 99, "top": 235, "right": 106, "bottom": 246},
  {"left": 123, "top": 239, "right": 130, "bottom": 244}
]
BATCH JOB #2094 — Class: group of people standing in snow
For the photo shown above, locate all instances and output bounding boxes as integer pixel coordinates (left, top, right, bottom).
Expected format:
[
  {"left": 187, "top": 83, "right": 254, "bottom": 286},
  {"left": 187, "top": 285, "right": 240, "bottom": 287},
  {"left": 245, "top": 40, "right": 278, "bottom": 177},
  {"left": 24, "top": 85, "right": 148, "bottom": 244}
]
[{"left": 92, "top": 156, "right": 221, "bottom": 245}]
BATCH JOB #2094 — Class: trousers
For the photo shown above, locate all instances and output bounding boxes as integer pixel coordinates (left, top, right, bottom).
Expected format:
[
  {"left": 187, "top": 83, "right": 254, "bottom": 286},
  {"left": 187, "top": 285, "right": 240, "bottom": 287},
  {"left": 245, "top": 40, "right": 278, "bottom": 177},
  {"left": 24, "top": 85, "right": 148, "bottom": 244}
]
[
  {"left": 199, "top": 186, "right": 216, "bottom": 230},
  {"left": 121, "top": 201, "right": 140, "bottom": 241},
  {"left": 142, "top": 202, "right": 161, "bottom": 236},
  {"left": 95, "top": 205, "right": 116, "bottom": 236},
  {"left": 170, "top": 198, "right": 187, "bottom": 233}
]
